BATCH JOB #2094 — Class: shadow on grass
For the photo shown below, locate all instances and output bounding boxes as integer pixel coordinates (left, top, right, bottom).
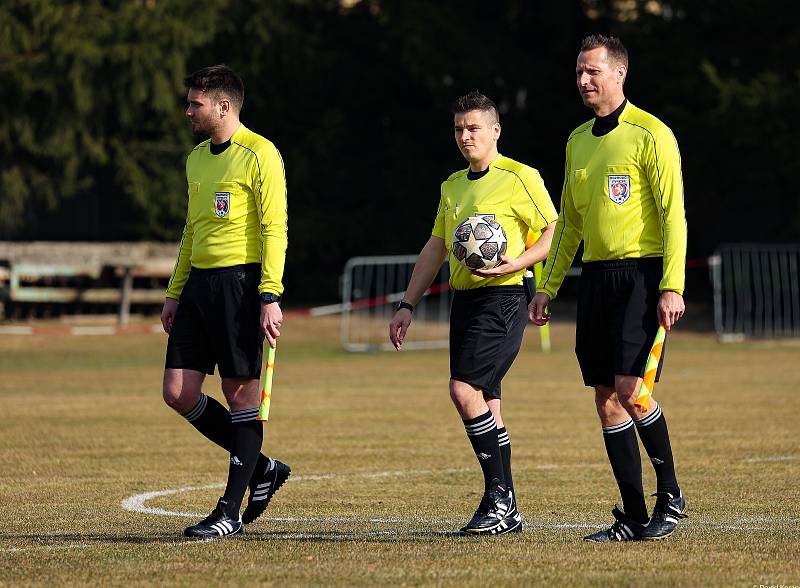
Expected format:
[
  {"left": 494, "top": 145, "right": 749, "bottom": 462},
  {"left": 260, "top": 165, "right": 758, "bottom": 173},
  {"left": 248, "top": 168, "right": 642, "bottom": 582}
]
[
  {"left": 0, "top": 529, "right": 479, "bottom": 548},
  {"left": 242, "top": 529, "right": 487, "bottom": 543},
  {"left": 0, "top": 533, "right": 192, "bottom": 546}
]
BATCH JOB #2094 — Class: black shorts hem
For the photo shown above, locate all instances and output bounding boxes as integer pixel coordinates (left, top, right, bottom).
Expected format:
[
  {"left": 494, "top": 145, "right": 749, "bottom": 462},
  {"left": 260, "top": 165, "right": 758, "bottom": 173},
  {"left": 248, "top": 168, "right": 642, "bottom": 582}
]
[
  {"left": 217, "top": 367, "right": 261, "bottom": 380},
  {"left": 580, "top": 367, "right": 663, "bottom": 388},
  {"left": 164, "top": 358, "right": 214, "bottom": 376},
  {"left": 450, "top": 374, "right": 501, "bottom": 400}
]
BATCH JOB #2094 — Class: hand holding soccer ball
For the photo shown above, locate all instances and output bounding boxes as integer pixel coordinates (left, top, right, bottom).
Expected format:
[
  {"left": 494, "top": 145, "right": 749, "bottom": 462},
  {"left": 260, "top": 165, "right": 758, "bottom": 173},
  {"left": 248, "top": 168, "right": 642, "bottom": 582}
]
[{"left": 452, "top": 215, "right": 508, "bottom": 270}]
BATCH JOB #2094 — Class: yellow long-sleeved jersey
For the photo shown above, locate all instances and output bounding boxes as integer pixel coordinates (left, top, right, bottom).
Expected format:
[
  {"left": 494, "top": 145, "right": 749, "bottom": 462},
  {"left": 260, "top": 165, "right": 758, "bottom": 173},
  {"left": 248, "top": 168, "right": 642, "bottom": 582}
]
[
  {"left": 166, "top": 124, "right": 288, "bottom": 299},
  {"left": 538, "top": 102, "right": 687, "bottom": 299}
]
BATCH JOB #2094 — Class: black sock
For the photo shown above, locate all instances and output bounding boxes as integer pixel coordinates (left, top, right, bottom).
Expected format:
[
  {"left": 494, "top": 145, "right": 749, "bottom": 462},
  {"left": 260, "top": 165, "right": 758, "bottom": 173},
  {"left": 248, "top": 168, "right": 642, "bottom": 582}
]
[
  {"left": 602, "top": 419, "right": 648, "bottom": 524},
  {"left": 497, "top": 426, "right": 513, "bottom": 494},
  {"left": 463, "top": 411, "right": 505, "bottom": 493},
  {"left": 222, "top": 407, "right": 263, "bottom": 514},
  {"left": 182, "top": 394, "right": 270, "bottom": 475},
  {"left": 635, "top": 403, "right": 680, "bottom": 495}
]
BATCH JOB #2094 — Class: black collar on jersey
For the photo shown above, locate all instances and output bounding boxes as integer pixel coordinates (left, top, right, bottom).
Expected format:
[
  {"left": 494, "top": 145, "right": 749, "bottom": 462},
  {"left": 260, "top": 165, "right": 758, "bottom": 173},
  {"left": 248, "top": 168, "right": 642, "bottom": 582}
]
[
  {"left": 210, "top": 139, "right": 232, "bottom": 155},
  {"left": 467, "top": 167, "right": 490, "bottom": 181},
  {"left": 592, "top": 98, "right": 627, "bottom": 137}
]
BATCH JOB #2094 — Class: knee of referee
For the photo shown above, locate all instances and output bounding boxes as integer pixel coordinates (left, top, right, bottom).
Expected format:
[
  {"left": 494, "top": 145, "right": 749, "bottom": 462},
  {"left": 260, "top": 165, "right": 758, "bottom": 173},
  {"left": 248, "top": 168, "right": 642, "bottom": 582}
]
[
  {"left": 613, "top": 376, "right": 642, "bottom": 413},
  {"left": 449, "top": 379, "right": 483, "bottom": 412},
  {"left": 594, "top": 385, "right": 621, "bottom": 412},
  {"left": 162, "top": 369, "right": 203, "bottom": 413}
]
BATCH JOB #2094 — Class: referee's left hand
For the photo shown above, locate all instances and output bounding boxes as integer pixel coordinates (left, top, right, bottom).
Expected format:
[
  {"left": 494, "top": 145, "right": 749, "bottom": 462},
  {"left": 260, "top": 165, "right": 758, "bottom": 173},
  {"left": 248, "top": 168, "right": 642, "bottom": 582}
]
[
  {"left": 260, "top": 302, "right": 283, "bottom": 348},
  {"left": 658, "top": 291, "right": 685, "bottom": 331},
  {"left": 472, "top": 255, "right": 521, "bottom": 277}
]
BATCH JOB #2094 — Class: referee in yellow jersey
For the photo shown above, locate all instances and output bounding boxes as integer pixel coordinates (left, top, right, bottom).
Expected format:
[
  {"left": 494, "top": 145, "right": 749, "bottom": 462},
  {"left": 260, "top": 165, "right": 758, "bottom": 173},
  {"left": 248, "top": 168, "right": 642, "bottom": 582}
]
[
  {"left": 530, "top": 36, "right": 688, "bottom": 542},
  {"left": 160, "top": 65, "right": 290, "bottom": 539},
  {"left": 390, "top": 91, "right": 557, "bottom": 535}
]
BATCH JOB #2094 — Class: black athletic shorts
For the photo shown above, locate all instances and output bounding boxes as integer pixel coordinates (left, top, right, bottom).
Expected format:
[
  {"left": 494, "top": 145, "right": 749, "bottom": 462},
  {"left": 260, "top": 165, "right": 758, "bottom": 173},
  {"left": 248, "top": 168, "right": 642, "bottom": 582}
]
[
  {"left": 575, "top": 257, "right": 666, "bottom": 387},
  {"left": 165, "top": 263, "right": 264, "bottom": 379},
  {"left": 449, "top": 286, "right": 527, "bottom": 400}
]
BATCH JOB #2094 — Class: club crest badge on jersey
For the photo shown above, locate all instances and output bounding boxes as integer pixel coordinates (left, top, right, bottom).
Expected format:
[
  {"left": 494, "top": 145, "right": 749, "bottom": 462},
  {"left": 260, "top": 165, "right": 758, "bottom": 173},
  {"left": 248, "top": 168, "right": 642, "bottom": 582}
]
[
  {"left": 214, "top": 192, "right": 230, "bottom": 218},
  {"left": 608, "top": 175, "right": 631, "bottom": 205}
]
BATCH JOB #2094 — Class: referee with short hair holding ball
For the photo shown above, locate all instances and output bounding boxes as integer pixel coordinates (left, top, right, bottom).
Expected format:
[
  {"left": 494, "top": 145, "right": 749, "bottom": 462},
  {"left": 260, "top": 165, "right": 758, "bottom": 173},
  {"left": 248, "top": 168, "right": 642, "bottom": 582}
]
[
  {"left": 161, "top": 64, "right": 290, "bottom": 539},
  {"left": 530, "top": 35, "right": 688, "bottom": 542},
  {"left": 390, "top": 91, "right": 557, "bottom": 536}
]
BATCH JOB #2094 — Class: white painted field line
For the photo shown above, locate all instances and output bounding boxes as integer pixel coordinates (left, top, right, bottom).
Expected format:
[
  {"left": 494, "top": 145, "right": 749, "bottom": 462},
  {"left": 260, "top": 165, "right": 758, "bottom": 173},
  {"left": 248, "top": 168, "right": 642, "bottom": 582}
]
[
  {"left": 121, "top": 483, "right": 224, "bottom": 517},
  {"left": 120, "top": 465, "right": 596, "bottom": 519},
  {"left": 743, "top": 455, "right": 799, "bottom": 463},
  {"left": 121, "top": 468, "right": 474, "bottom": 518}
]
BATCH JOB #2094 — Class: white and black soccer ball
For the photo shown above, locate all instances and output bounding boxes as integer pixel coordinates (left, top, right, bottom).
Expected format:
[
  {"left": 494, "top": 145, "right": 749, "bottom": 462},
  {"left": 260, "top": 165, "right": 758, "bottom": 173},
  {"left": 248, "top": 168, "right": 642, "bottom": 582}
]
[{"left": 451, "top": 215, "right": 508, "bottom": 270}]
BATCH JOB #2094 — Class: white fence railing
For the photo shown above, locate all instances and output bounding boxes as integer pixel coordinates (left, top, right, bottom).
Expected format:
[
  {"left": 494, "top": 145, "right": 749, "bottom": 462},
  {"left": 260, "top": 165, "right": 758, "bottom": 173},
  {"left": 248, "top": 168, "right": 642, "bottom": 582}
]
[
  {"left": 340, "top": 255, "right": 452, "bottom": 352},
  {"left": 339, "top": 255, "right": 566, "bottom": 352}
]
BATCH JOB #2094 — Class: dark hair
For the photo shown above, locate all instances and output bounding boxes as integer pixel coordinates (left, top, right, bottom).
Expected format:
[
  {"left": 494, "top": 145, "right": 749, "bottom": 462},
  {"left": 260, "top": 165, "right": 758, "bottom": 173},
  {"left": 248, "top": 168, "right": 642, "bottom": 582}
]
[
  {"left": 580, "top": 34, "right": 629, "bottom": 69},
  {"left": 185, "top": 64, "right": 244, "bottom": 112},
  {"left": 451, "top": 90, "right": 499, "bottom": 123}
]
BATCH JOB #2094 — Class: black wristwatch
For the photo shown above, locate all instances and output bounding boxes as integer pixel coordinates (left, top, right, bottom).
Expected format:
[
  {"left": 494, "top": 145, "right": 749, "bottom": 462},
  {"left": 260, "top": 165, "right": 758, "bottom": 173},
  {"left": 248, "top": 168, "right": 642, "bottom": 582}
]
[
  {"left": 396, "top": 300, "right": 414, "bottom": 313},
  {"left": 260, "top": 292, "right": 281, "bottom": 305}
]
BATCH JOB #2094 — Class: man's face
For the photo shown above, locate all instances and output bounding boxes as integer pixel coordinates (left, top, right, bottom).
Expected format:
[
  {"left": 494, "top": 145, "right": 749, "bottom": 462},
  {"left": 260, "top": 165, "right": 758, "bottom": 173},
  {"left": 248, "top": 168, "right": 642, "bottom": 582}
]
[
  {"left": 576, "top": 47, "right": 625, "bottom": 111},
  {"left": 454, "top": 109, "right": 500, "bottom": 165},
  {"left": 185, "top": 88, "right": 221, "bottom": 136}
]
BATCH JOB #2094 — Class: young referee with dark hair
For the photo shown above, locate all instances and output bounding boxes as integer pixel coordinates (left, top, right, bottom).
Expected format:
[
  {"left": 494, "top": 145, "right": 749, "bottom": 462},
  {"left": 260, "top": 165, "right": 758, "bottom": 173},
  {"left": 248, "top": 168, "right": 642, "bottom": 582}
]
[
  {"left": 161, "top": 64, "right": 290, "bottom": 539},
  {"left": 390, "top": 91, "right": 557, "bottom": 535},
  {"left": 530, "top": 35, "right": 688, "bottom": 542}
]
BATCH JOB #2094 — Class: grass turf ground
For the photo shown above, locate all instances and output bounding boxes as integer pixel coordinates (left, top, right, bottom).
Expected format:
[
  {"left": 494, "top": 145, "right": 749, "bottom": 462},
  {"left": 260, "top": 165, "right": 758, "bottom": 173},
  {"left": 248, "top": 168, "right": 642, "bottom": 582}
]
[{"left": 0, "top": 316, "right": 798, "bottom": 587}]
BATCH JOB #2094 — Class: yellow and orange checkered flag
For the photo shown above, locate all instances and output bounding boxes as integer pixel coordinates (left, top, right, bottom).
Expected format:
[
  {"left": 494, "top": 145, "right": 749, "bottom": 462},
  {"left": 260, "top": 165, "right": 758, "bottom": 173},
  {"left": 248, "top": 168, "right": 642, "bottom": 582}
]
[
  {"left": 257, "top": 345, "right": 276, "bottom": 422},
  {"left": 634, "top": 324, "right": 666, "bottom": 414}
]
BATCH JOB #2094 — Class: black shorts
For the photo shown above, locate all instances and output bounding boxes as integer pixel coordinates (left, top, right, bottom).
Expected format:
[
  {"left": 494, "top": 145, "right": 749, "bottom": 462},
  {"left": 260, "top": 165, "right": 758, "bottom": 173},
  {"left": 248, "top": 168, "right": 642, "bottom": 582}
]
[
  {"left": 165, "top": 264, "right": 264, "bottom": 379},
  {"left": 449, "top": 286, "right": 527, "bottom": 400},
  {"left": 575, "top": 258, "right": 666, "bottom": 387}
]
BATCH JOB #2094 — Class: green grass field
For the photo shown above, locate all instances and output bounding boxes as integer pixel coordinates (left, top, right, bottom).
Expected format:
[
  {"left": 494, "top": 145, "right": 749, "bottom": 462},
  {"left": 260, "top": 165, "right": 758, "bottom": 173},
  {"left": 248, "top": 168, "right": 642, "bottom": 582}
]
[{"left": 1, "top": 316, "right": 798, "bottom": 587}]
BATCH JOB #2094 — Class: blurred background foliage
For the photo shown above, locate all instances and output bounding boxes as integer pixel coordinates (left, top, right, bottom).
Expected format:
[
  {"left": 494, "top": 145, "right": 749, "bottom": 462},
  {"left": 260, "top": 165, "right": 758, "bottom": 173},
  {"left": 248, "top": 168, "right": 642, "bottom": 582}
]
[{"left": 1, "top": 0, "right": 797, "bottom": 302}]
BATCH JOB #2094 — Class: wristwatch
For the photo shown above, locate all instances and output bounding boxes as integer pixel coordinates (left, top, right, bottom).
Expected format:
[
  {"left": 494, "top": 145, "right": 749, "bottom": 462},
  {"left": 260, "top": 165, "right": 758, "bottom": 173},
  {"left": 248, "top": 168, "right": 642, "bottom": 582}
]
[
  {"left": 396, "top": 300, "right": 414, "bottom": 313},
  {"left": 260, "top": 292, "right": 281, "bottom": 305}
]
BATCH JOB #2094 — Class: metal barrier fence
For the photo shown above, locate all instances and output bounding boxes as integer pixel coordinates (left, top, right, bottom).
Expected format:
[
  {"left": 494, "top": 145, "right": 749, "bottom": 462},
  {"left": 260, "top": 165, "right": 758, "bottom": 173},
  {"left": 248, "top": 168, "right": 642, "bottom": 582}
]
[
  {"left": 710, "top": 244, "right": 800, "bottom": 339},
  {"left": 339, "top": 255, "right": 560, "bottom": 352},
  {"left": 340, "top": 255, "right": 452, "bottom": 352}
]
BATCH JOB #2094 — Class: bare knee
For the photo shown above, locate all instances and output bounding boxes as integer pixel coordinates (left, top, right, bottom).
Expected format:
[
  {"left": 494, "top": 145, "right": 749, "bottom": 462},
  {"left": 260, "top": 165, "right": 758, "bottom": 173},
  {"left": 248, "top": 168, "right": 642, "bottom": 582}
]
[
  {"left": 162, "top": 369, "right": 203, "bottom": 413},
  {"left": 614, "top": 377, "right": 642, "bottom": 417},
  {"left": 616, "top": 391, "right": 639, "bottom": 414},
  {"left": 449, "top": 380, "right": 480, "bottom": 414},
  {"left": 221, "top": 378, "right": 260, "bottom": 411},
  {"left": 594, "top": 386, "right": 623, "bottom": 420}
]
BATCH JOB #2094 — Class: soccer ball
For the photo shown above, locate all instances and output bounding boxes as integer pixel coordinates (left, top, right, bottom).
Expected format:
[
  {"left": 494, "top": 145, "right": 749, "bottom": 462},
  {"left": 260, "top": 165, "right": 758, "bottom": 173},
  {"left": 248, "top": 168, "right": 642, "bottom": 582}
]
[{"left": 452, "top": 215, "right": 508, "bottom": 270}]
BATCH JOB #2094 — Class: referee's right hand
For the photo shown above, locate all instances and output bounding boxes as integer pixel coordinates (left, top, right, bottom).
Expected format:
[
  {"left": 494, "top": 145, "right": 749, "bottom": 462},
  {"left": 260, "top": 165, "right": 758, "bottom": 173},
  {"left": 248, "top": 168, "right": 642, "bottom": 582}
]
[
  {"left": 161, "top": 298, "right": 179, "bottom": 334},
  {"left": 389, "top": 310, "right": 412, "bottom": 351},
  {"left": 529, "top": 293, "right": 551, "bottom": 326}
]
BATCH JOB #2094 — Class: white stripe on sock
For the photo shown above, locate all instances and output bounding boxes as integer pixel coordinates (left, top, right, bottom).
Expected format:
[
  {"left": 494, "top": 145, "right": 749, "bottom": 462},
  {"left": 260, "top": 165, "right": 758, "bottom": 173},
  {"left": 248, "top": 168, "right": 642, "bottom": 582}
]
[
  {"left": 464, "top": 414, "right": 495, "bottom": 431},
  {"left": 602, "top": 419, "right": 634, "bottom": 434},
  {"left": 467, "top": 421, "right": 497, "bottom": 436},
  {"left": 635, "top": 404, "right": 663, "bottom": 427},
  {"left": 231, "top": 408, "right": 260, "bottom": 423},
  {"left": 183, "top": 394, "right": 208, "bottom": 422}
]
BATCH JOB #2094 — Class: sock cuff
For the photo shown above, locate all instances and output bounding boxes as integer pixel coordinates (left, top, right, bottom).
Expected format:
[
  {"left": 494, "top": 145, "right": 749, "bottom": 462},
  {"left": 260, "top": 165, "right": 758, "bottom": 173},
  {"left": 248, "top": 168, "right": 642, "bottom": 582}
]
[
  {"left": 463, "top": 411, "right": 496, "bottom": 437},
  {"left": 182, "top": 394, "right": 208, "bottom": 422},
  {"left": 634, "top": 404, "right": 663, "bottom": 428},
  {"left": 231, "top": 407, "right": 260, "bottom": 423},
  {"left": 602, "top": 418, "right": 634, "bottom": 435},
  {"left": 497, "top": 427, "right": 510, "bottom": 447}
]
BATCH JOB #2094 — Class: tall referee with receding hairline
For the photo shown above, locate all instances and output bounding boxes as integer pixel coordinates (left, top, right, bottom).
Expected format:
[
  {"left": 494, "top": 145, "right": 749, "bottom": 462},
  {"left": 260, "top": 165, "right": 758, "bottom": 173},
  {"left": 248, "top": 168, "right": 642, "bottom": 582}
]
[
  {"left": 530, "top": 35, "right": 688, "bottom": 542},
  {"left": 161, "top": 64, "right": 290, "bottom": 539}
]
